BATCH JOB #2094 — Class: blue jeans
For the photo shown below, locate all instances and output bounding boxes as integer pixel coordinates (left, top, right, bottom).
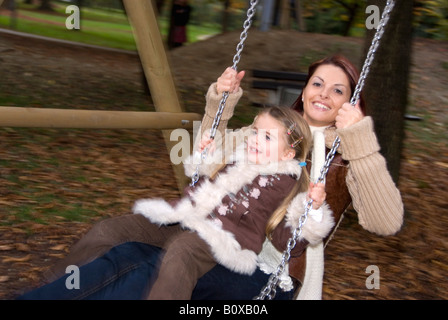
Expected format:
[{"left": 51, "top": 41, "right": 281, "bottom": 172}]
[
  {"left": 18, "top": 242, "right": 161, "bottom": 300},
  {"left": 192, "top": 264, "right": 294, "bottom": 300},
  {"left": 18, "top": 242, "right": 294, "bottom": 300}
]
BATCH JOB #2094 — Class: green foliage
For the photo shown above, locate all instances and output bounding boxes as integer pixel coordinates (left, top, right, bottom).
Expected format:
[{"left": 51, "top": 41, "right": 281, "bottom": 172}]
[
  {"left": 301, "top": 0, "right": 367, "bottom": 36},
  {"left": 414, "top": 0, "right": 448, "bottom": 40},
  {"left": 298, "top": 0, "right": 447, "bottom": 39}
]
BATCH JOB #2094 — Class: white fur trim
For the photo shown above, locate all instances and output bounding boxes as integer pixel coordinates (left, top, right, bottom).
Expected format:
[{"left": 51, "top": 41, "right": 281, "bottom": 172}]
[
  {"left": 285, "top": 193, "right": 334, "bottom": 245},
  {"left": 191, "top": 219, "right": 258, "bottom": 275},
  {"left": 258, "top": 239, "right": 294, "bottom": 291},
  {"left": 133, "top": 198, "right": 178, "bottom": 225},
  {"left": 300, "top": 202, "right": 334, "bottom": 244}
]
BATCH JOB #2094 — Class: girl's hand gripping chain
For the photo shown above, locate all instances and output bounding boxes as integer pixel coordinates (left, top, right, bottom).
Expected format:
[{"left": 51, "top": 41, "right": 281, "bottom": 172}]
[
  {"left": 307, "top": 182, "right": 326, "bottom": 210},
  {"left": 199, "top": 131, "right": 216, "bottom": 155}
]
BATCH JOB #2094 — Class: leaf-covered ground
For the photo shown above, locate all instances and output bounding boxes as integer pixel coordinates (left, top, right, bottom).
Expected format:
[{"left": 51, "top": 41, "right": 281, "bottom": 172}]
[{"left": 0, "top": 29, "right": 447, "bottom": 300}]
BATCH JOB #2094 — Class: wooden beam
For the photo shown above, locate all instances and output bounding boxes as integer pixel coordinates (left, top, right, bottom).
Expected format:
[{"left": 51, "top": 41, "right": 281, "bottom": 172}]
[
  {"left": 0, "top": 106, "right": 201, "bottom": 129},
  {"left": 123, "top": 0, "right": 190, "bottom": 191}
]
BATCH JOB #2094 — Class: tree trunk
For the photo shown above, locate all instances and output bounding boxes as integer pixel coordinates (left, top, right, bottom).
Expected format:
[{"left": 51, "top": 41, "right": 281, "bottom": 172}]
[
  {"left": 154, "top": 0, "right": 165, "bottom": 14},
  {"left": 294, "top": 0, "right": 305, "bottom": 32},
  {"left": 278, "top": 0, "right": 290, "bottom": 29},
  {"left": 167, "top": 0, "right": 175, "bottom": 49},
  {"left": 38, "top": 0, "right": 53, "bottom": 11},
  {"left": 222, "top": 0, "right": 230, "bottom": 33},
  {"left": 75, "top": 0, "right": 84, "bottom": 10},
  {"left": 342, "top": 3, "right": 359, "bottom": 36},
  {"left": 362, "top": 0, "right": 414, "bottom": 183}
]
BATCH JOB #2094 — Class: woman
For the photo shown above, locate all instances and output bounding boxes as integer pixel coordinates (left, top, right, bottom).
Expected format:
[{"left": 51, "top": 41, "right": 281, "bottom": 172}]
[{"left": 19, "top": 55, "right": 403, "bottom": 300}]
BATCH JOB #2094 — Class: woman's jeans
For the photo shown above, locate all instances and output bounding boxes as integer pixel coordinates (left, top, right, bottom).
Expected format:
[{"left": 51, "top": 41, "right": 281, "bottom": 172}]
[{"left": 18, "top": 242, "right": 294, "bottom": 300}]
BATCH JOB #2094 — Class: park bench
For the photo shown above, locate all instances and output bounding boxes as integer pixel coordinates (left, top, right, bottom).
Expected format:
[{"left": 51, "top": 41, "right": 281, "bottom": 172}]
[{"left": 251, "top": 69, "right": 307, "bottom": 107}]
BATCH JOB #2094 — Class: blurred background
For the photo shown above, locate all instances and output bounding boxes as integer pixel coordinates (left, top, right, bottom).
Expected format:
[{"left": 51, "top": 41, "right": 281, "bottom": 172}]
[
  {"left": 0, "top": 0, "right": 447, "bottom": 300},
  {"left": 1, "top": 0, "right": 447, "bottom": 49}
]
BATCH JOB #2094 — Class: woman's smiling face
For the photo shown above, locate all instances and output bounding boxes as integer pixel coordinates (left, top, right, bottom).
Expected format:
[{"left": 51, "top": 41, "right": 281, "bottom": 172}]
[{"left": 302, "top": 64, "right": 352, "bottom": 127}]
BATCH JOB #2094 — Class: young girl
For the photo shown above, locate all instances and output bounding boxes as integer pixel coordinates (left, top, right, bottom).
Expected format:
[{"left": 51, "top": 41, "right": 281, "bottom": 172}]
[{"left": 132, "top": 106, "right": 334, "bottom": 299}]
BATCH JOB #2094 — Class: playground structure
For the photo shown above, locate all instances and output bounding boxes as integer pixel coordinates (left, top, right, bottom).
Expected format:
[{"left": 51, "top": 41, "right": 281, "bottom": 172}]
[{"left": 0, "top": 0, "right": 202, "bottom": 190}]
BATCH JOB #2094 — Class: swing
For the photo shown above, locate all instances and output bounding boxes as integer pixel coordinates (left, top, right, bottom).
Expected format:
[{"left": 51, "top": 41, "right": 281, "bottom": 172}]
[{"left": 191, "top": 0, "right": 396, "bottom": 300}]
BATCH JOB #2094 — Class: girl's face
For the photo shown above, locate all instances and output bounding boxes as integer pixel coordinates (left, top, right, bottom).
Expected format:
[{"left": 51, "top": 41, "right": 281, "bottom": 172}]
[
  {"left": 247, "top": 113, "right": 295, "bottom": 164},
  {"left": 302, "top": 64, "right": 351, "bottom": 127}
]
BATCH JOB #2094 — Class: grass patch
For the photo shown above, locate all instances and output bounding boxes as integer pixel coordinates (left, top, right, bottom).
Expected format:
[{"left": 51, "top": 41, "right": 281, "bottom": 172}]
[
  {"left": 0, "top": 13, "right": 137, "bottom": 51},
  {"left": 0, "top": 4, "right": 220, "bottom": 50}
]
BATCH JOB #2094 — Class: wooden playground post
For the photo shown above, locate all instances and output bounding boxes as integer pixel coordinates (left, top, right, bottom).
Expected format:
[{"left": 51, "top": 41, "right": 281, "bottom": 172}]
[{"left": 122, "top": 0, "right": 190, "bottom": 191}]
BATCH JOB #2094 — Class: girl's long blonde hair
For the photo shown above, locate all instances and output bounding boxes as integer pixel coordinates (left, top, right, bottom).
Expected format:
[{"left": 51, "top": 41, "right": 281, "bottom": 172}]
[{"left": 261, "top": 106, "right": 312, "bottom": 239}]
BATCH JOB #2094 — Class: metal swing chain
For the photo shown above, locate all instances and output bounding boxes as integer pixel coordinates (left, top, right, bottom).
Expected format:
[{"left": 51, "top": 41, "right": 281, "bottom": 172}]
[
  {"left": 190, "top": 0, "right": 259, "bottom": 186},
  {"left": 255, "top": 0, "right": 396, "bottom": 300},
  {"left": 254, "top": 138, "right": 341, "bottom": 300}
]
